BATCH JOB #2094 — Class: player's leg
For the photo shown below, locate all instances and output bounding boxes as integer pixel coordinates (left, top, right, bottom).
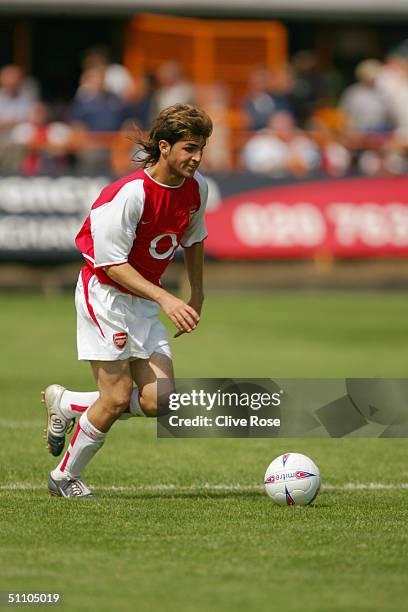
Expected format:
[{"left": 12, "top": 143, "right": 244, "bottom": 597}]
[
  {"left": 42, "top": 384, "right": 140, "bottom": 456},
  {"left": 86, "top": 360, "right": 134, "bottom": 431},
  {"left": 42, "top": 384, "right": 141, "bottom": 457},
  {"left": 42, "top": 271, "right": 144, "bottom": 456},
  {"left": 43, "top": 351, "right": 170, "bottom": 457},
  {"left": 130, "top": 351, "right": 175, "bottom": 417},
  {"left": 129, "top": 298, "right": 175, "bottom": 417},
  {"left": 48, "top": 359, "right": 132, "bottom": 498}
]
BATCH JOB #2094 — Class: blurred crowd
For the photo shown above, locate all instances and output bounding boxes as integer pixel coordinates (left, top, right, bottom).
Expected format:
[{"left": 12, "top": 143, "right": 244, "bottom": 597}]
[{"left": 2, "top": 42, "right": 408, "bottom": 178}]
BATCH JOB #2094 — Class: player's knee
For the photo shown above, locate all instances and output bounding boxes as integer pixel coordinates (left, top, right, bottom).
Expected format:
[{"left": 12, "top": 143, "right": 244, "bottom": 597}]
[
  {"left": 103, "top": 383, "right": 133, "bottom": 417},
  {"left": 139, "top": 389, "right": 174, "bottom": 417},
  {"left": 139, "top": 395, "right": 158, "bottom": 417}
]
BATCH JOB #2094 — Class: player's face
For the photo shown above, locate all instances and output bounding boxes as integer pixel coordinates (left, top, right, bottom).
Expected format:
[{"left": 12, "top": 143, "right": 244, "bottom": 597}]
[{"left": 166, "top": 137, "right": 206, "bottom": 178}]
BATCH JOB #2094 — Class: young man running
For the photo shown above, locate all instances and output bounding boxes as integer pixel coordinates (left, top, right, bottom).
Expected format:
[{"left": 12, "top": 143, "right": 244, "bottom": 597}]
[{"left": 42, "top": 103, "right": 213, "bottom": 498}]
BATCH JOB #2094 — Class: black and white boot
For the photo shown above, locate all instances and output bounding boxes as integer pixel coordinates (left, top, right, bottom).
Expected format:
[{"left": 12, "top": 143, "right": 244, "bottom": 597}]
[{"left": 41, "top": 385, "right": 75, "bottom": 457}]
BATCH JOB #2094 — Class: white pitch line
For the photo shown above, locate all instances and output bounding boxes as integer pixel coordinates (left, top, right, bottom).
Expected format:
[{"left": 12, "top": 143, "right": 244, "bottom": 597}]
[
  {"left": 0, "top": 420, "right": 43, "bottom": 428},
  {"left": 1, "top": 483, "right": 408, "bottom": 492}
]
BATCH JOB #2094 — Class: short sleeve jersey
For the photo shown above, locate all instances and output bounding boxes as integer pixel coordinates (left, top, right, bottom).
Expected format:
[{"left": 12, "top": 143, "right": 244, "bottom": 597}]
[{"left": 76, "top": 168, "right": 208, "bottom": 297}]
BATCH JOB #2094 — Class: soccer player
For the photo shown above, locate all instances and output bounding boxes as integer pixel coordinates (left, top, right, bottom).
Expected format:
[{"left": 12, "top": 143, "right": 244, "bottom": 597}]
[{"left": 42, "top": 103, "right": 213, "bottom": 498}]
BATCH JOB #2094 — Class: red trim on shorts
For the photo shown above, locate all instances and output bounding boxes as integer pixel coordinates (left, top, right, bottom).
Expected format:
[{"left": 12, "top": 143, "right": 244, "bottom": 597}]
[
  {"left": 70, "top": 404, "right": 88, "bottom": 413},
  {"left": 69, "top": 423, "right": 81, "bottom": 447},
  {"left": 59, "top": 450, "right": 70, "bottom": 473},
  {"left": 81, "top": 267, "right": 105, "bottom": 338}
]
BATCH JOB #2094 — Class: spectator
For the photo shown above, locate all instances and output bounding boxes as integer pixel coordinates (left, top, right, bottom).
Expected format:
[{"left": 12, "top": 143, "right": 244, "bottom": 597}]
[
  {"left": 243, "top": 64, "right": 296, "bottom": 131},
  {"left": 0, "top": 65, "right": 38, "bottom": 172},
  {"left": 291, "top": 50, "right": 329, "bottom": 127},
  {"left": 339, "top": 59, "right": 391, "bottom": 133},
  {"left": 153, "top": 61, "right": 195, "bottom": 113},
  {"left": 71, "top": 66, "right": 124, "bottom": 132},
  {"left": 121, "top": 73, "right": 157, "bottom": 130},
  {"left": 81, "top": 45, "right": 137, "bottom": 102},
  {"left": 310, "top": 117, "right": 351, "bottom": 176},
  {"left": 0, "top": 65, "right": 37, "bottom": 136},
  {"left": 10, "top": 101, "right": 72, "bottom": 175},
  {"left": 241, "top": 110, "right": 320, "bottom": 176},
  {"left": 242, "top": 65, "right": 277, "bottom": 131},
  {"left": 377, "top": 42, "right": 408, "bottom": 135},
  {"left": 71, "top": 67, "right": 124, "bottom": 174},
  {"left": 269, "top": 65, "right": 296, "bottom": 116}
]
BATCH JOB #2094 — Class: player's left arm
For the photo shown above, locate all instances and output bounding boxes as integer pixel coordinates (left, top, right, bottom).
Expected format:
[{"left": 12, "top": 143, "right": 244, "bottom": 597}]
[
  {"left": 176, "top": 172, "right": 208, "bottom": 338},
  {"left": 184, "top": 240, "right": 205, "bottom": 313},
  {"left": 174, "top": 241, "right": 204, "bottom": 338}
]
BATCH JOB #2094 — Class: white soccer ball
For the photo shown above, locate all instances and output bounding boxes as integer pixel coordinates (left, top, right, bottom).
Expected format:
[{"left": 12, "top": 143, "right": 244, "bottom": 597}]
[{"left": 264, "top": 452, "right": 320, "bottom": 506}]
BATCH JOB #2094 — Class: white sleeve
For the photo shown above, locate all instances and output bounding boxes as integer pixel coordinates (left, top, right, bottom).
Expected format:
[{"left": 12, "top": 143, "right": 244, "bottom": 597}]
[
  {"left": 91, "top": 179, "right": 145, "bottom": 268},
  {"left": 180, "top": 172, "right": 208, "bottom": 247}
]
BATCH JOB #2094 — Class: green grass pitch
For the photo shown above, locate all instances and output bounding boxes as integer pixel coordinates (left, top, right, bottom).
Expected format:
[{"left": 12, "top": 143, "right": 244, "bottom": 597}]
[{"left": 1, "top": 290, "right": 407, "bottom": 612}]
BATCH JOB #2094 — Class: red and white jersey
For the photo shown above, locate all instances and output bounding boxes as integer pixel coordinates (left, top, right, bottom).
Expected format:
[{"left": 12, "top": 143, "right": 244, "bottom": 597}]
[{"left": 76, "top": 168, "right": 208, "bottom": 296}]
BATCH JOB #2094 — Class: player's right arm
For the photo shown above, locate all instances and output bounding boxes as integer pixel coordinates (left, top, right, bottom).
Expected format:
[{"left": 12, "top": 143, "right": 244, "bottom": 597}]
[{"left": 105, "top": 263, "right": 199, "bottom": 333}]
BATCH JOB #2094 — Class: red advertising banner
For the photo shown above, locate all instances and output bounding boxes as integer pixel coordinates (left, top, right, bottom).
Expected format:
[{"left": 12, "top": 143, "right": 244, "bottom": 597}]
[{"left": 205, "top": 177, "right": 408, "bottom": 258}]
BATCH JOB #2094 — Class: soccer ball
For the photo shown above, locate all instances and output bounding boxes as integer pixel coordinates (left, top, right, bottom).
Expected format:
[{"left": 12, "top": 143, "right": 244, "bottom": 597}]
[{"left": 264, "top": 452, "right": 320, "bottom": 506}]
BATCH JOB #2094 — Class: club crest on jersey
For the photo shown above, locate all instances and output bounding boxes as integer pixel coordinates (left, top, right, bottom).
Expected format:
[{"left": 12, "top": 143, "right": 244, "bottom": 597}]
[{"left": 113, "top": 332, "right": 128, "bottom": 349}]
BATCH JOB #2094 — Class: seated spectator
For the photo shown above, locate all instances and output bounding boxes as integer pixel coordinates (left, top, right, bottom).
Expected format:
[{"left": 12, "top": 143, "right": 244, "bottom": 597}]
[
  {"left": 71, "top": 66, "right": 124, "bottom": 132},
  {"left": 243, "top": 64, "right": 295, "bottom": 131},
  {"left": 81, "top": 45, "right": 137, "bottom": 103},
  {"left": 339, "top": 59, "right": 391, "bottom": 133},
  {"left": 71, "top": 67, "right": 124, "bottom": 174},
  {"left": 153, "top": 61, "right": 195, "bottom": 113},
  {"left": 269, "top": 65, "right": 296, "bottom": 115},
  {"left": 242, "top": 65, "right": 277, "bottom": 131},
  {"left": 309, "top": 115, "right": 351, "bottom": 176},
  {"left": 0, "top": 64, "right": 38, "bottom": 172},
  {"left": 0, "top": 64, "right": 37, "bottom": 135},
  {"left": 377, "top": 42, "right": 408, "bottom": 136},
  {"left": 9, "top": 101, "right": 72, "bottom": 175},
  {"left": 241, "top": 111, "right": 320, "bottom": 177},
  {"left": 291, "top": 50, "right": 329, "bottom": 127},
  {"left": 121, "top": 73, "right": 157, "bottom": 130}
]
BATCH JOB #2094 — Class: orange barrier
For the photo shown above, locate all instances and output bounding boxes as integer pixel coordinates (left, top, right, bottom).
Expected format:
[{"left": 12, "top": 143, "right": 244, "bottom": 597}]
[{"left": 124, "top": 13, "right": 287, "bottom": 106}]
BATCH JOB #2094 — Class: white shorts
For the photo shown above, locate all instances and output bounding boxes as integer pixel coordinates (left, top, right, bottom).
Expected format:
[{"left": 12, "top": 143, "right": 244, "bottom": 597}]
[{"left": 75, "top": 271, "right": 172, "bottom": 362}]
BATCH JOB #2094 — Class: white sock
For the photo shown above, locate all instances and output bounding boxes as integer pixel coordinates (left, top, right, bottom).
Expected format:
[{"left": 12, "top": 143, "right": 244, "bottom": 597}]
[
  {"left": 52, "top": 412, "right": 106, "bottom": 480},
  {"left": 59, "top": 388, "right": 146, "bottom": 419},
  {"left": 60, "top": 390, "right": 99, "bottom": 419}
]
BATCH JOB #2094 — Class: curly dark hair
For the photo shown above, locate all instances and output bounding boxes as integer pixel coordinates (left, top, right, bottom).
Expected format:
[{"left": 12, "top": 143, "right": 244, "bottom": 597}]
[{"left": 134, "top": 103, "right": 213, "bottom": 167}]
